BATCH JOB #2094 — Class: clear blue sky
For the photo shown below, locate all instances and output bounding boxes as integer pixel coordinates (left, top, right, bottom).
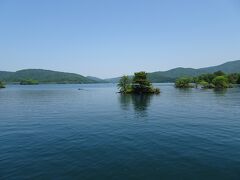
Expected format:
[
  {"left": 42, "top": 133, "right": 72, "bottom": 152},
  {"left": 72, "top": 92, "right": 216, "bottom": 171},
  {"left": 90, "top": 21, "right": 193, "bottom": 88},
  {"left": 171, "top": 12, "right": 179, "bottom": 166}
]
[{"left": 0, "top": 0, "right": 240, "bottom": 78}]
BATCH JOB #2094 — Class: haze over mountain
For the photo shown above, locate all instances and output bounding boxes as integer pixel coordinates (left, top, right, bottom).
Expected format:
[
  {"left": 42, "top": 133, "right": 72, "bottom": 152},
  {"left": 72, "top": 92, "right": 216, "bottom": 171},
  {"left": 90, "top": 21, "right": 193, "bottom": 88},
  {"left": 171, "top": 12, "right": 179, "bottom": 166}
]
[{"left": 105, "top": 60, "right": 240, "bottom": 83}]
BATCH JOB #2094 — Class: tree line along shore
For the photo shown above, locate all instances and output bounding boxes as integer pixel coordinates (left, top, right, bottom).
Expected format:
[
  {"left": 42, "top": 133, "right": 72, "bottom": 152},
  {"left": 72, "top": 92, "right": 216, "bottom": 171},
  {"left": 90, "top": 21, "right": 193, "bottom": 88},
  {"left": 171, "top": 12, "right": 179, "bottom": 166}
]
[
  {"left": 175, "top": 71, "right": 240, "bottom": 89},
  {"left": 0, "top": 79, "right": 39, "bottom": 88},
  {"left": 117, "top": 71, "right": 240, "bottom": 94},
  {"left": 1, "top": 71, "right": 240, "bottom": 92}
]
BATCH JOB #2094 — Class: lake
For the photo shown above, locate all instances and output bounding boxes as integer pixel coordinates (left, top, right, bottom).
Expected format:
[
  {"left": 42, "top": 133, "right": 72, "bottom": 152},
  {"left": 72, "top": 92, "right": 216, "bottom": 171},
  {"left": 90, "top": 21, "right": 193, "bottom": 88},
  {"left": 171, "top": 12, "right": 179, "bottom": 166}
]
[{"left": 0, "top": 83, "right": 240, "bottom": 179}]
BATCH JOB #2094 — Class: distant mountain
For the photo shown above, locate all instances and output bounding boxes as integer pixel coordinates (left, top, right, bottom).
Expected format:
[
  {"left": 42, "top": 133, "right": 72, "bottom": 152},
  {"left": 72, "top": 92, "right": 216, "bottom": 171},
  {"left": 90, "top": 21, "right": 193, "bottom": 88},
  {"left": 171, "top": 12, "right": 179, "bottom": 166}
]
[
  {"left": 105, "top": 60, "right": 240, "bottom": 83},
  {"left": 198, "top": 60, "right": 240, "bottom": 74},
  {"left": 0, "top": 69, "right": 100, "bottom": 84},
  {"left": 0, "top": 71, "right": 14, "bottom": 80},
  {"left": 104, "top": 77, "right": 121, "bottom": 83},
  {"left": 86, "top": 76, "right": 107, "bottom": 83},
  {"left": 1, "top": 60, "right": 240, "bottom": 84}
]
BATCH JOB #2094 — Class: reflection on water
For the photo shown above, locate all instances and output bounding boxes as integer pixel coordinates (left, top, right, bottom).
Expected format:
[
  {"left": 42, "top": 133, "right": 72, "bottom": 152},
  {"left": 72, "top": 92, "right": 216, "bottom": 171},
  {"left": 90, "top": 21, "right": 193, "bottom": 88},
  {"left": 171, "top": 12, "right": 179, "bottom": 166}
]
[
  {"left": 119, "top": 94, "right": 132, "bottom": 110},
  {"left": 119, "top": 94, "right": 154, "bottom": 116},
  {"left": 131, "top": 94, "right": 153, "bottom": 112},
  {"left": 176, "top": 88, "right": 193, "bottom": 93},
  {"left": 213, "top": 88, "right": 227, "bottom": 96},
  {"left": 1, "top": 84, "right": 240, "bottom": 179}
]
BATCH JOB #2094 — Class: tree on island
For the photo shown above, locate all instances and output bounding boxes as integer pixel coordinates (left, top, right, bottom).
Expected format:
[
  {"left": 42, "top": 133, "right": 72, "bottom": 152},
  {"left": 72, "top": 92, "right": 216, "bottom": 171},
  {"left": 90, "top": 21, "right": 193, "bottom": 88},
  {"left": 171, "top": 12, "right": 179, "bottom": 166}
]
[
  {"left": 198, "top": 73, "right": 215, "bottom": 84},
  {"left": 175, "top": 71, "right": 234, "bottom": 89},
  {"left": 20, "top": 79, "right": 39, "bottom": 85},
  {"left": 0, "top": 81, "right": 5, "bottom": 88},
  {"left": 227, "top": 73, "right": 239, "bottom": 84},
  {"left": 132, "top": 72, "right": 153, "bottom": 93},
  {"left": 117, "top": 75, "right": 131, "bottom": 93},
  {"left": 212, "top": 76, "right": 229, "bottom": 89},
  {"left": 192, "top": 77, "right": 199, "bottom": 88},
  {"left": 199, "top": 81, "right": 215, "bottom": 89},
  {"left": 118, "top": 72, "right": 160, "bottom": 94},
  {"left": 238, "top": 75, "right": 240, "bottom": 84},
  {"left": 175, "top": 77, "right": 193, "bottom": 88}
]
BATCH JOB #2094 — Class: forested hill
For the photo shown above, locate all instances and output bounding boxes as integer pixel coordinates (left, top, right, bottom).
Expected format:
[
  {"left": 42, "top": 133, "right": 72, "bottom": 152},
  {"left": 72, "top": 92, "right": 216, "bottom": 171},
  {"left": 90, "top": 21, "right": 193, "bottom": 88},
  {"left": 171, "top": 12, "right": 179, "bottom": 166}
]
[
  {"left": 1, "top": 60, "right": 240, "bottom": 84},
  {"left": 0, "top": 69, "right": 100, "bottom": 84},
  {"left": 105, "top": 60, "right": 240, "bottom": 83}
]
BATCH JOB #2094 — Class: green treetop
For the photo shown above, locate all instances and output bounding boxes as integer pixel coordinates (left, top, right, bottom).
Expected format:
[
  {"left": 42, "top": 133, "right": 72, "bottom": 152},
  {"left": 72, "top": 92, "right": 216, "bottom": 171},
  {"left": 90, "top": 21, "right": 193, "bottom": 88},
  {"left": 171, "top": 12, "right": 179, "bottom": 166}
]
[
  {"left": 117, "top": 75, "right": 131, "bottom": 93},
  {"left": 132, "top": 72, "right": 159, "bottom": 94},
  {"left": 175, "top": 77, "right": 193, "bottom": 88},
  {"left": 212, "top": 76, "right": 229, "bottom": 89},
  {"left": 213, "top": 71, "right": 225, "bottom": 76},
  {"left": 190, "top": 71, "right": 234, "bottom": 89},
  {"left": 227, "top": 73, "right": 239, "bottom": 84},
  {"left": 118, "top": 72, "right": 160, "bottom": 94},
  {"left": 0, "top": 81, "right": 5, "bottom": 88}
]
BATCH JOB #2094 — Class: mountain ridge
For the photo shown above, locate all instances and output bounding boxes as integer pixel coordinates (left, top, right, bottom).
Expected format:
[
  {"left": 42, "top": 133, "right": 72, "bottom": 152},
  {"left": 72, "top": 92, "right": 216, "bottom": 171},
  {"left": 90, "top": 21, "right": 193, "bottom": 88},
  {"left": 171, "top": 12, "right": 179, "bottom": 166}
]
[
  {"left": 1, "top": 60, "right": 240, "bottom": 84},
  {"left": 105, "top": 60, "right": 240, "bottom": 83},
  {"left": 0, "top": 69, "right": 99, "bottom": 84}
]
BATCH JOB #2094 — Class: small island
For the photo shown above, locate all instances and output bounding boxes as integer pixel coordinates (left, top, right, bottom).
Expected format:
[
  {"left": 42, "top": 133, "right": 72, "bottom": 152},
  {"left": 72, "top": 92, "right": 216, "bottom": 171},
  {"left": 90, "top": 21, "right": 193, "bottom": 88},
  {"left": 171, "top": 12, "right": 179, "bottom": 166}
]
[
  {"left": 175, "top": 77, "right": 194, "bottom": 88},
  {"left": 20, "top": 79, "right": 39, "bottom": 85},
  {"left": 175, "top": 71, "right": 240, "bottom": 89},
  {"left": 0, "top": 81, "right": 5, "bottom": 88},
  {"left": 118, "top": 71, "right": 160, "bottom": 94}
]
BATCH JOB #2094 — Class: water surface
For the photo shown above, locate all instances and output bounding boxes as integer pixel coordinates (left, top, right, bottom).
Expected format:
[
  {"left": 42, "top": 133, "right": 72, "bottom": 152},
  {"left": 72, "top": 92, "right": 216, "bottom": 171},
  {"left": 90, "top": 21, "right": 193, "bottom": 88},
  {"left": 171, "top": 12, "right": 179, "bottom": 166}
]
[{"left": 0, "top": 84, "right": 240, "bottom": 179}]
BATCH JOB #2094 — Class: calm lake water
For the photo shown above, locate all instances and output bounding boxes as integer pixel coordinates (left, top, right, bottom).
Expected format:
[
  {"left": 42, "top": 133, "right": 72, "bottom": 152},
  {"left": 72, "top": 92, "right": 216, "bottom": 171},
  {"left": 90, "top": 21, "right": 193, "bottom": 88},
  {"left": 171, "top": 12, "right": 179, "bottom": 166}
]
[{"left": 0, "top": 83, "right": 240, "bottom": 180}]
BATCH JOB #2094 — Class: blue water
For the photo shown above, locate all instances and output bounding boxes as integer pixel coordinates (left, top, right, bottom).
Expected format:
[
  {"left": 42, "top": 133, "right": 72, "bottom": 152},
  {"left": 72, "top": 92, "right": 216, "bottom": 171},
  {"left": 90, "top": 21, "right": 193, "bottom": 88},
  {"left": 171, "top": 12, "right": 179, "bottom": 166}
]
[{"left": 0, "top": 84, "right": 240, "bottom": 179}]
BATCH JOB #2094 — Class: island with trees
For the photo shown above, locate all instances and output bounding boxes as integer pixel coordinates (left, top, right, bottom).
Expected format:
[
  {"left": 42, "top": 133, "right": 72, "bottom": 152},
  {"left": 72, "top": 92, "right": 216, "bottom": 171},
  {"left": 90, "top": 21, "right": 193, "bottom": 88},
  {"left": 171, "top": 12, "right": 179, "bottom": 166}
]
[
  {"left": 175, "top": 77, "right": 194, "bottom": 88},
  {"left": 0, "top": 81, "right": 5, "bottom": 88},
  {"left": 20, "top": 79, "right": 39, "bottom": 85},
  {"left": 118, "top": 71, "right": 160, "bottom": 94},
  {"left": 175, "top": 71, "right": 240, "bottom": 89}
]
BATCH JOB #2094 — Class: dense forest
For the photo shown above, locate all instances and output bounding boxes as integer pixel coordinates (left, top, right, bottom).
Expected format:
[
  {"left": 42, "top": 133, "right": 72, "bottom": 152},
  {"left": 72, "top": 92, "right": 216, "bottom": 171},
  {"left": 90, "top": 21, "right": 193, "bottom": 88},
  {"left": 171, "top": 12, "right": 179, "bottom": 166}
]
[{"left": 175, "top": 71, "right": 240, "bottom": 89}]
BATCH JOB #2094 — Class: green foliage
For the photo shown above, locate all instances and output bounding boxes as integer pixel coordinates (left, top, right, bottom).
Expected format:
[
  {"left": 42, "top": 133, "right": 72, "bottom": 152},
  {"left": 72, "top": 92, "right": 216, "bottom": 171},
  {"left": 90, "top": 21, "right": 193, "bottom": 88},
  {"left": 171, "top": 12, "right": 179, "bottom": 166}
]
[
  {"left": 192, "top": 77, "right": 200, "bottom": 88},
  {"left": 132, "top": 72, "right": 159, "bottom": 94},
  {"left": 154, "top": 88, "right": 160, "bottom": 94},
  {"left": 175, "top": 77, "right": 193, "bottom": 88},
  {"left": 214, "top": 70, "right": 225, "bottom": 76},
  {"left": 199, "top": 81, "right": 215, "bottom": 89},
  {"left": 198, "top": 73, "right": 215, "bottom": 84},
  {"left": 199, "top": 81, "right": 208, "bottom": 88},
  {"left": 192, "top": 71, "right": 239, "bottom": 89},
  {"left": 20, "top": 79, "right": 39, "bottom": 85},
  {"left": 132, "top": 72, "right": 151, "bottom": 92},
  {"left": 238, "top": 75, "right": 240, "bottom": 84},
  {"left": 117, "top": 76, "right": 131, "bottom": 93},
  {"left": 0, "top": 81, "right": 5, "bottom": 88},
  {"left": 227, "top": 73, "right": 239, "bottom": 84},
  {"left": 118, "top": 72, "right": 160, "bottom": 94},
  {"left": 212, "top": 76, "right": 229, "bottom": 89}
]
